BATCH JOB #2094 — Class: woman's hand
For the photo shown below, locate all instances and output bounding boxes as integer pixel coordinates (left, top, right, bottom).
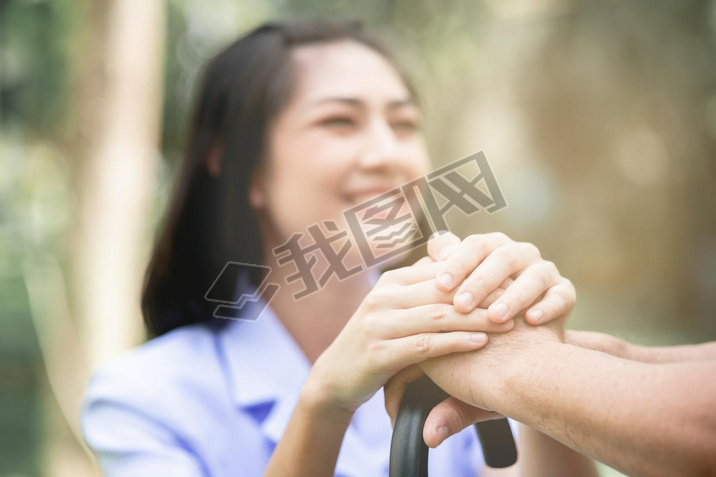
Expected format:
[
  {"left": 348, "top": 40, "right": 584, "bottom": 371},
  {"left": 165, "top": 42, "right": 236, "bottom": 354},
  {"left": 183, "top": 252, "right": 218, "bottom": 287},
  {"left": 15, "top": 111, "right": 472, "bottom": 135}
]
[
  {"left": 305, "top": 261, "right": 514, "bottom": 416},
  {"left": 383, "top": 230, "right": 575, "bottom": 445},
  {"left": 426, "top": 231, "right": 576, "bottom": 326}
]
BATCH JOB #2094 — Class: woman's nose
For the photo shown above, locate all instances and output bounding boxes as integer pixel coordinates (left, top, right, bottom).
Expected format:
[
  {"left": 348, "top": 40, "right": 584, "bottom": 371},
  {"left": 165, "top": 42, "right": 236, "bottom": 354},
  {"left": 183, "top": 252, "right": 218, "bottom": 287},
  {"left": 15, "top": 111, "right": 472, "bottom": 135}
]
[{"left": 357, "top": 118, "right": 402, "bottom": 171}]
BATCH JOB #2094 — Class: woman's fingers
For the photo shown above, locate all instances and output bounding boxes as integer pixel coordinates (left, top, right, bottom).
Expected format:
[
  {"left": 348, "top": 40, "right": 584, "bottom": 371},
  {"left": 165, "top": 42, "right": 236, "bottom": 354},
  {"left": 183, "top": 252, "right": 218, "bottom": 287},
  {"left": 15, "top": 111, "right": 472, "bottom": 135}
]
[
  {"left": 370, "top": 279, "right": 455, "bottom": 309},
  {"left": 525, "top": 278, "right": 576, "bottom": 325},
  {"left": 426, "top": 232, "right": 574, "bottom": 326},
  {"left": 451, "top": 241, "right": 541, "bottom": 314},
  {"left": 378, "top": 261, "right": 444, "bottom": 287},
  {"left": 375, "top": 262, "right": 517, "bottom": 320},
  {"left": 383, "top": 365, "right": 425, "bottom": 427},
  {"left": 476, "top": 277, "right": 513, "bottom": 308},
  {"left": 412, "top": 256, "right": 434, "bottom": 266},
  {"left": 381, "top": 304, "right": 513, "bottom": 338},
  {"left": 486, "top": 260, "right": 561, "bottom": 323},
  {"left": 434, "top": 233, "right": 511, "bottom": 295},
  {"left": 386, "top": 331, "right": 490, "bottom": 370},
  {"left": 423, "top": 397, "right": 503, "bottom": 448}
]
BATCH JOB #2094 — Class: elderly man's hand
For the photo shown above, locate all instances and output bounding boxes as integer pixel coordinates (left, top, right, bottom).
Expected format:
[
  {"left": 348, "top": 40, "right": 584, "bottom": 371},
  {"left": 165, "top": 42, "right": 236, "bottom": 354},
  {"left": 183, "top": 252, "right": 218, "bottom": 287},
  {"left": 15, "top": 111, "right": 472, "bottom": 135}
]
[{"left": 385, "top": 315, "right": 566, "bottom": 447}]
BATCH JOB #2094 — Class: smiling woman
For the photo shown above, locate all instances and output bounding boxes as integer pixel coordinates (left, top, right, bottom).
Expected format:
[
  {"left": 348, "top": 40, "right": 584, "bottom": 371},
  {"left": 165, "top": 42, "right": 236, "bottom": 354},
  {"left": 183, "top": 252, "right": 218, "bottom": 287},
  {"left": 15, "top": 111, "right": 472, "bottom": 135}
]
[
  {"left": 80, "top": 17, "right": 591, "bottom": 477},
  {"left": 248, "top": 38, "right": 430, "bottom": 279}
]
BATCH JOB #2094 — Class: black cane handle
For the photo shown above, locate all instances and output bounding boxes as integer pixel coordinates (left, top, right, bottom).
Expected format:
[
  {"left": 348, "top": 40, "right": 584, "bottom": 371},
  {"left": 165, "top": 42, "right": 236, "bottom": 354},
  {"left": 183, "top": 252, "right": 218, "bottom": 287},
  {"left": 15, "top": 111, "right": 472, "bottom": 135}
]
[{"left": 389, "top": 376, "right": 517, "bottom": 476}]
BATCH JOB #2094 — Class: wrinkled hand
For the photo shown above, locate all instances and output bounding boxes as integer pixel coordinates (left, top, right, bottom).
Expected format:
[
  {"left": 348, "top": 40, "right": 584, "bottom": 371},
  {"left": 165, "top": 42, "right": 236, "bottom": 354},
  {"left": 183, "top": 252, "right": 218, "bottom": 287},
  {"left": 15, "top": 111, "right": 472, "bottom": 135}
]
[
  {"left": 307, "top": 261, "right": 514, "bottom": 415},
  {"left": 383, "top": 363, "right": 504, "bottom": 447},
  {"left": 385, "top": 316, "right": 565, "bottom": 447}
]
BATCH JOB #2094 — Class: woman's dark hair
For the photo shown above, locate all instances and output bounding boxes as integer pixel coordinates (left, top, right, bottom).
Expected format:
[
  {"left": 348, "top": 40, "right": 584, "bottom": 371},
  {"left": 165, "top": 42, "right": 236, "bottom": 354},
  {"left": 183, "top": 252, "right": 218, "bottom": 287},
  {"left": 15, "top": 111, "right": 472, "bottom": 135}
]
[{"left": 142, "top": 18, "right": 421, "bottom": 337}]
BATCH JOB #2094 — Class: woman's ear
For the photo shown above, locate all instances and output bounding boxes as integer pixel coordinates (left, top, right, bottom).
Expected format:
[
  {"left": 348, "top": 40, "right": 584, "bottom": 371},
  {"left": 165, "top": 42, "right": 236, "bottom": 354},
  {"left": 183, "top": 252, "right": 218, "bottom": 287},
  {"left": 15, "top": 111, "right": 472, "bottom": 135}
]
[
  {"left": 206, "top": 143, "right": 223, "bottom": 177},
  {"left": 248, "top": 168, "right": 266, "bottom": 210}
]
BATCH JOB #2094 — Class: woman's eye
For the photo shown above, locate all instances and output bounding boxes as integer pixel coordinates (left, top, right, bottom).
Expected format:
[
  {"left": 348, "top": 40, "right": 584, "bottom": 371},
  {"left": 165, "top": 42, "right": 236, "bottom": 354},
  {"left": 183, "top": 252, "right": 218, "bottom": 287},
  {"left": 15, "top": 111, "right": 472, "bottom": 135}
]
[
  {"left": 393, "top": 121, "right": 419, "bottom": 133},
  {"left": 322, "top": 117, "right": 355, "bottom": 128}
]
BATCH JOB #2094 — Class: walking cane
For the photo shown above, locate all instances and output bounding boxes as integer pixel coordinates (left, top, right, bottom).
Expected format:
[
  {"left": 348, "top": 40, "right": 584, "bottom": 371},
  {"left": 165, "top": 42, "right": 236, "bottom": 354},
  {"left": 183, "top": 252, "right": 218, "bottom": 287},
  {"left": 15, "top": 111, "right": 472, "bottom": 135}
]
[{"left": 389, "top": 375, "right": 517, "bottom": 476}]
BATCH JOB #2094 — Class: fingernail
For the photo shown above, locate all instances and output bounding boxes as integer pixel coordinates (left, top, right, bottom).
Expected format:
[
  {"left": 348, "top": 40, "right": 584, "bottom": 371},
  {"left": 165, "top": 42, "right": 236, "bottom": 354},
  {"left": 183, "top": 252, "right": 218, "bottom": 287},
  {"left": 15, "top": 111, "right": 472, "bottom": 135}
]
[
  {"left": 438, "top": 245, "right": 456, "bottom": 261},
  {"left": 470, "top": 333, "right": 486, "bottom": 344},
  {"left": 436, "top": 426, "right": 449, "bottom": 444},
  {"left": 531, "top": 309, "right": 544, "bottom": 323},
  {"left": 456, "top": 291, "right": 474, "bottom": 309},
  {"left": 490, "top": 302, "right": 508, "bottom": 319},
  {"left": 438, "top": 273, "right": 453, "bottom": 288}
]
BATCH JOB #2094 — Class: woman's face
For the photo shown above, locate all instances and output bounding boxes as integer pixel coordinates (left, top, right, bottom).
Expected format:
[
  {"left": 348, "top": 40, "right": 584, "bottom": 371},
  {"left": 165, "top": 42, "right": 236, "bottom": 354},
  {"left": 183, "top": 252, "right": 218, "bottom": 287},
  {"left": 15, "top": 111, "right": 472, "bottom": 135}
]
[{"left": 251, "top": 40, "right": 431, "bottom": 265}]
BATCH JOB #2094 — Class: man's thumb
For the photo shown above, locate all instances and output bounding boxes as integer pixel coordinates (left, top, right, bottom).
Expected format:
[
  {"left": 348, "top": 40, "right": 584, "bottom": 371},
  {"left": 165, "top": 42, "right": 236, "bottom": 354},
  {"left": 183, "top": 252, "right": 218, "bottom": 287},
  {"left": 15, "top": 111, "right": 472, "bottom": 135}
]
[{"left": 423, "top": 397, "right": 499, "bottom": 448}]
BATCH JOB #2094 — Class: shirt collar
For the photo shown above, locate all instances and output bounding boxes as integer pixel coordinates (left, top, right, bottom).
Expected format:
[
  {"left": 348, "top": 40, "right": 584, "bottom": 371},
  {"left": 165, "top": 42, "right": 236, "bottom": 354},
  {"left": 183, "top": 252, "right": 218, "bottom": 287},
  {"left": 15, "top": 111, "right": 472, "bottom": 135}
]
[
  {"left": 217, "top": 267, "right": 383, "bottom": 443},
  {"left": 216, "top": 293, "right": 308, "bottom": 443},
  {"left": 219, "top": 301, "right": 310, "bottom": 407}
]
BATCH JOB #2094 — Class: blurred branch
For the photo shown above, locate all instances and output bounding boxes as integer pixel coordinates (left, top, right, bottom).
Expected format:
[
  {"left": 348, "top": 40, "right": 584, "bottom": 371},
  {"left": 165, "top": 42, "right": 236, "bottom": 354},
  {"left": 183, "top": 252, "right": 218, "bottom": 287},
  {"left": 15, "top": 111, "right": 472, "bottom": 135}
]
[
  {"left": 72, "top": 0, "right": 165, "bottom": 368},
  {"left": 23, "top": 255, "right": 96, "bottom": 467}
]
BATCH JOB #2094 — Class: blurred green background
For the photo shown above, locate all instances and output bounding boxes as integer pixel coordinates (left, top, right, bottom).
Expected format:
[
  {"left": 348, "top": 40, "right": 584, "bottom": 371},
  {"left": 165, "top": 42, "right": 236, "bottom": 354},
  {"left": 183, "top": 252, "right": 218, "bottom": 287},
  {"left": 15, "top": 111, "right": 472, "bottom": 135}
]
[{"left": 1, "top": 0, "right": 715, "bottom": 475}]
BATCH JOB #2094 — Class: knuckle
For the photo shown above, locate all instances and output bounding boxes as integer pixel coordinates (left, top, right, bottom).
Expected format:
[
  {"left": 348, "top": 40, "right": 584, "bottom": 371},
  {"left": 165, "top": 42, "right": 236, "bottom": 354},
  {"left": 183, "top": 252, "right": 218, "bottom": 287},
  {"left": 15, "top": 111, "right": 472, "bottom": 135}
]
[
  {"left": 552, "top": 286, "right": 572, "bottom": 305},
  {"left": 521, "top": 241, "right": 541, "bottom": 258},
  {"left": 490, "top": 231, "right": 510, "bottom": 243},
  {"left": 447, "top": 253, "right": 471, "bottom": 275},
  {"left": 410, "top": 334, "right": 431, "bottom": 355},
  {"left": 362, "top": 313, "right": 382, "bottom": 337},
  {"left": 466, "top": 234, "right": 490, "bottom": 257},
  {"left": 427, "top": 234, "right": 444, "bottom": 253},
  {"left": 376, "top": 271, "right": 390, "bottom": 286},
  {"left": 465, "top": 234, "right": 482, "bottom": 247},
  {"left": 542, "top": 260, "right": 558, "bottom": 274},
  {"left": 563, "top": 277, "right": 576, "bottom": 294},
  {"left": 561, "top": 281, "right": 577, "bottom": 303},
  {"left": 495, "top": 246, "right": 518, "bottom": 269},
  {"left": 363, "top": 289, "right": 388, "bottom": 310},
  {"left": 427, "top": 303, "right": 448, "bottom": 321},
  {"left": 366, "top": 341, "right": 386, "bottom": 367},
  {"left": 379, "top": 268, "right": 404, "bottom": 285},
  {"left": 531, "top": 266, "right": 551, "bottom": 288}
]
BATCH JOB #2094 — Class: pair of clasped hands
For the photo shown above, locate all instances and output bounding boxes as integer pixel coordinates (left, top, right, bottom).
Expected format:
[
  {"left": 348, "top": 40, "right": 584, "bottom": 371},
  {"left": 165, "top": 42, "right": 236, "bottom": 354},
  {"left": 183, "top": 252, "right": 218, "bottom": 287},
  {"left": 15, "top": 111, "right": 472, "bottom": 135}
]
[{"left": 308, "top": 231, "right": 575, "bottom": 447}]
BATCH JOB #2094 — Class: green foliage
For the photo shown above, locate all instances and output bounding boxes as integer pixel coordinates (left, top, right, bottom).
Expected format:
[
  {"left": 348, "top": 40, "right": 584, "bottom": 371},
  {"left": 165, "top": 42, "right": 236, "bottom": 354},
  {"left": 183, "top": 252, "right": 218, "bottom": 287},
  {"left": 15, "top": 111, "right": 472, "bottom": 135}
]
[{"left": 1, "top": 1, "right": 716, "bottom": 475}]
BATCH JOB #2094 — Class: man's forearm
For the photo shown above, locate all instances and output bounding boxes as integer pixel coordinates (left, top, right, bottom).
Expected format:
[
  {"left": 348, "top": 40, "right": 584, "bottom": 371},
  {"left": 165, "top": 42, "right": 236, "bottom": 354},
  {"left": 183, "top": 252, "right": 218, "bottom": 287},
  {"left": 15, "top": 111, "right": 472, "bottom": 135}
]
[
  {"left": 567, "top": 330, "right": 716, "bottom": 364},
  {"left": 491, "top": 341, "right": 716, "bottom": 477},
  {"left": 627, "top": 341, "right": 716, "bottom": 363},
  {"left": 517, "top": 423, "right": 598, "bottom": 477}
]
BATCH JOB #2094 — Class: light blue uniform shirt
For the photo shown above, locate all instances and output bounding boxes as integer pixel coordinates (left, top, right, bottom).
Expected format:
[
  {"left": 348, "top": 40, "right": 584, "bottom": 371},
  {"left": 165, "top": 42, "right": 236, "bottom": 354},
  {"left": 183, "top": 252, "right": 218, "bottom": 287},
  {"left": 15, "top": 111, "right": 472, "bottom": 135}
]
[{"left": 81, "top": 274, "right": 516, "bottom": 476}]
